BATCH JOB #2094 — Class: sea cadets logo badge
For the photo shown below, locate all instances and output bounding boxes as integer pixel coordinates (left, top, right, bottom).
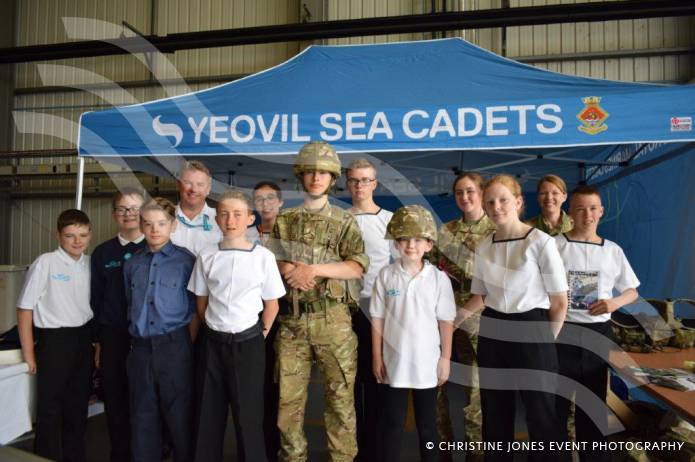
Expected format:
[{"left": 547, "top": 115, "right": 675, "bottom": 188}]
[{"left": 577, "top": 96, "right": 609, "bottom": 135}]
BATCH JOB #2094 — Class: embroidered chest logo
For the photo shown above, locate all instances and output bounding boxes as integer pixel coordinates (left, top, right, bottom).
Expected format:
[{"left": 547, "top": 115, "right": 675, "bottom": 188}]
[
  {"left": 386, "top": 288, "right": 401, "bottom": 297},
  {"left": 51, "top": 273, "right": 71, "bottom": 282},
  {"left": 105, "top": 260, "right": 122, "bottom": 268}
]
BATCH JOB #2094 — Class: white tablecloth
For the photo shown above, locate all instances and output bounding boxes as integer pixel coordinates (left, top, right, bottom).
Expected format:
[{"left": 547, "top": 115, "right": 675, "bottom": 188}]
[{"left": 0, "top": 362, "right": 34, "bottom": 444}]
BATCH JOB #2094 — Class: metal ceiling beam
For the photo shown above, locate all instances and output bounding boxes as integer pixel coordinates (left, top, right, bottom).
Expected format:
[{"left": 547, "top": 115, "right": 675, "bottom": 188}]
[{"left": 1, "top": 0, "right": 694, "bottom": 64}]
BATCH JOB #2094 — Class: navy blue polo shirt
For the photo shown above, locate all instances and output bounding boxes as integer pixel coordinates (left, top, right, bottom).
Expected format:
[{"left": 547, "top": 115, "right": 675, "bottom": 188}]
[
  {"left": 123, "top": 241, "right": 196, "bottom": 338},
  {"left": 90, "top": 236, "right": 146, "bottom": 337}
]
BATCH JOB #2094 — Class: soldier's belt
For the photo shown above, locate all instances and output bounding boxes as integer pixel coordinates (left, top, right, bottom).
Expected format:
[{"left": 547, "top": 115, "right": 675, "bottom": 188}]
[{"left": 280, "top": 299, "right": 325, "bottom": 315}]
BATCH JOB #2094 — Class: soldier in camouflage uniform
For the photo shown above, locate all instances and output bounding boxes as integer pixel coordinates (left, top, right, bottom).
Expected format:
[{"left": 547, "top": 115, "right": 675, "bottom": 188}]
[
  {"left": 267, "top": 141, "right": 369, "bottom": 462},
  {"left": 525, "top": 174, "right": 574, "bottom": 236},
  {"left": 431, "top": 172, "right": 495, "bottom": 462}
]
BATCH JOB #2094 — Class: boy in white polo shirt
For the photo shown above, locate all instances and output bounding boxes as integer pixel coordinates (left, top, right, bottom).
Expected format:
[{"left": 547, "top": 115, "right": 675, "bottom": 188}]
[
  {"left": 370, "top": 205, "right": 455, "bottom": 462},
  {"left": 16, "top": 209, "right": 93, "bottom": 462},
  {"left": 554, "top": 185, "right": 639, "bottom": 462},
  {"left": 188, "top": 189, "right": 286, "bottom": 462}
]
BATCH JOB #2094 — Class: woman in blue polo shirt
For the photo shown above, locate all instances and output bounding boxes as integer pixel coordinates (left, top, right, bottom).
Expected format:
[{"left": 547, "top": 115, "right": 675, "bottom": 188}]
[{"left": 124, "top": 197, "right": 197, "bottom": 462}]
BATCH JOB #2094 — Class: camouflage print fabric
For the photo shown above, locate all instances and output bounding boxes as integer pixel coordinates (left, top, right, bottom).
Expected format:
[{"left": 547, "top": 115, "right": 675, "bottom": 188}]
[
  {"left": 431, "top": 215, "right": 494, "bottom": 461},
  {"left": 267, "top": 203, "right": 369, "bottom": 308},
  {"left": 267, "top": 202, "right": 368, "bottom": 462},
  {"left": 525, "top": 210, "right": 574, "bottom": 236},
  {"left": 275, "top": 304, "right": 358, "bottom": 462},
  {"left": 292, "top": 141, "right": 342, "bottom": 179},
  {"left": 385, "top": 205, "right": 437, "bottom": 241}
]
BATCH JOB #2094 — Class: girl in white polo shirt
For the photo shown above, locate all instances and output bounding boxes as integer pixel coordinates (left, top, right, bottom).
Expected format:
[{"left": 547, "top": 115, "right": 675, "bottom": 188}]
[
  {"left": 188, "top": 189, "right": 285, "bottom": 462},
  {"left": 370, "top": 205, "right": 455, "bottom": 462},
  {"left": 554, "top": 185, "right": 639, "bottom": 462},
  {"left": 459, "top": 174, "right": 569, "bottom": 462}
]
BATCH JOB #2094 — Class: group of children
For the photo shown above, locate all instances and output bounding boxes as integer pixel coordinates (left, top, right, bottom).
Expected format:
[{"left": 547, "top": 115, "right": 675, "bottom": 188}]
[{"left": 16, "top": 143, "right": 639, "bottom": 462}]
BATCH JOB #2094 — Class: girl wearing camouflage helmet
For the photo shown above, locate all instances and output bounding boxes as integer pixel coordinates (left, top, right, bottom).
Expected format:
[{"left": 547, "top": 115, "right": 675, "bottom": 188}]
[{"left": 370, "top": 205, "right": 456, "bottom": 462}]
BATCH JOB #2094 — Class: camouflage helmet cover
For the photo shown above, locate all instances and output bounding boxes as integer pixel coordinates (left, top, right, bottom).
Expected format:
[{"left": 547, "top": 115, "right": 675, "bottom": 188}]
[
  {"left": 386, "top": 205, "right": 437, "bottom": 241},
  {"left": 293, "top": 141, "right": 342, "bottom": 178}
]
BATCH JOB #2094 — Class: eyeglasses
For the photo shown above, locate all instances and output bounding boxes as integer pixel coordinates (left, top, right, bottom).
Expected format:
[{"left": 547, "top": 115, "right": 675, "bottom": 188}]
[
  {"left": 113, "top": 206, "right": 141, "bottom": 216},
  {"left": 254, "top": 194, "right": 280, "bottom": 204},
  {"left": 346, "top": 178, "right": 376, "bottom": 186}
]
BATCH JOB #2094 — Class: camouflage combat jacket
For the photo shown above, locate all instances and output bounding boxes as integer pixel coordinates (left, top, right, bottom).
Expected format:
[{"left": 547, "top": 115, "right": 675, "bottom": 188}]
[
  {"left": 526, "top": 210, "right": 573, "bottom": 236},
  {"left": 267, "top": 202, "right": 369, "bottom": 310},
  {"left": 431, "top": 215, "right": 495, "bottom": 308}
]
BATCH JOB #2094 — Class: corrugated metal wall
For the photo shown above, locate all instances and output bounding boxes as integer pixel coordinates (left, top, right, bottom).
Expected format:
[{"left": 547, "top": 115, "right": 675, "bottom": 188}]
[
  {"left": 6, "top": 0, "right": 695, "bottom": 264},
  {"left": 8, "top": 197, "right": 115, "bottom": 265}
]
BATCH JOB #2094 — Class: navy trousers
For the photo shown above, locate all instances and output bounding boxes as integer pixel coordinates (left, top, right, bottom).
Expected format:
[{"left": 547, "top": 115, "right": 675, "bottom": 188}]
[
  {"left": 35, "top": 324, "right": 92, "bottom": 462},
  {"left": 99, "top": 325, "right": 131, "bottom": 462},
  {"left": 127, "top": 327, "right": 193, "bottom": 462}
]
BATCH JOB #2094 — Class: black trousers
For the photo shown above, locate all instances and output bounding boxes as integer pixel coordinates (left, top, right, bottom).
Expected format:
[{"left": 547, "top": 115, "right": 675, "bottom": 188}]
[
  {"left": 353, "top": 305, "right": 379, "bottom": 462},
  {"left": 477, "top": 308, "right": 566, "bottom": 462},
  {"left": 34, "top": 324, "right": 93, "bottom": 462},
  {"left": 263, "top": 321, "right": 280, "bottom": 462},
  {"left": 194, "top": 324, "right": 266, "bottom": 462},
  {"left": 556, "top": 321, "right": 615, "bottom": 462},
  {"left": 378, "top": 385, "right": 439, "bottom": 462},
  {"left": 127, "top": 327, "right": 193, "bottom": 462},
  {"left": 99, "top": 325, "right": 131, "bottom": 462}
]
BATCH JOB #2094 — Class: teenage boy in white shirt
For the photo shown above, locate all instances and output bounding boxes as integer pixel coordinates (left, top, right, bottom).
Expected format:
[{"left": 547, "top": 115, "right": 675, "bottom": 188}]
[
  {"left": 188, "top": 189, "right": 286, "bottom": 462},
  {"left": 171, "top": 160, "right": 222, "bottom": 255},
  {"left": 554, "top": 185, "right": 639, "bottom": 462},
  {"left": 345, "top": 157, "right": 396, "bottom": 461},
  {"left": 370, "top": 205, "right": 455, "bottom": 462},
  {"left": 16, "top": 209, "right": 94, "bottom": 462}
]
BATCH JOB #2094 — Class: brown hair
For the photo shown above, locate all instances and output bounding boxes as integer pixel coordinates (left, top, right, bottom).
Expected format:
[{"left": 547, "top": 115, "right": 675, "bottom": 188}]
[
  {"left": 483, "top": 174, "right": 525, "bottom": 217},
  {"left": 57, "top": 209, "right": 91, "bottom": 232},
  {"left": 217, "top": 188, "right": 253, "bottom": 213},
  {"left": 253, "top": 181, "right": 282, "bottom": 200},
  {"left": 537, "top": 174, "right": 567, "bottom": 195},
  {"left": 111, "top": 187, "right": 145, "bottom": 209},
  {"left": 179, "top": 160, "right": 211, "bottom": 179},
  {"left": 140, "top": 197, "right": 176, "bottom": 221},
  {"left": 452, "top": 171, "right": 485, "bottom": 196},
  {"left": 570, "top": 185, "right": 602, "bottom": 206}
]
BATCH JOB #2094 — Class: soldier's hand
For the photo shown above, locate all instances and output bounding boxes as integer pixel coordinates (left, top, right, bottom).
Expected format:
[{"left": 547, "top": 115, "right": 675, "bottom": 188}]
[
  {"left": 437, "top": 357, "right": 450, "bottom": 386},
  {"left": 286, "top": 262, "right": 317, "bottom": 291},
  {"left": 373, "top": 355, "right": 387, "bottom": 384},
  {"left": 588, "top": 299, "right": 619, "bottom": 316}
]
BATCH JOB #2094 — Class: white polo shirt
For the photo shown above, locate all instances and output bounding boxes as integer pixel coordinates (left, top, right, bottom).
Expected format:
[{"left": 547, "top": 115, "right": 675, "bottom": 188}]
[
  {"left": 16, "top": 247, "right": 93, "bottom": 328},
  {"left": 554, "top": 234, "right": 640, "bottom": 323},
  {"left": 351, "top": 208, "right": 398, "bottom": 298},
  {"left": 188, "top": 244, "right": 286, "bottom": 334},
  {"left": 170, "top": 202, "right": 222, "bottom": 255},
  {"left": 370, "top": 260, "right": 456, "bottom": 389},
  {"left": 471, "top": 228, "right": 568, "bottom": 314}
]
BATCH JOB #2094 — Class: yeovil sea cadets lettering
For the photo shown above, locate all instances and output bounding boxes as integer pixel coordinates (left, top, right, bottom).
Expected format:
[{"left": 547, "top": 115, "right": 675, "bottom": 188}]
[{"left": 152, "top": 104, "right": 563, "bottom": 147}]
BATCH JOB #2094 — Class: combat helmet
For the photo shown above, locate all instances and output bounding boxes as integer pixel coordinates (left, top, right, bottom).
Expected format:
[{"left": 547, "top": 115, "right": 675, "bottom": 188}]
[
  {"left": 386, "top": 205, "right": 437, "bottom": 241},
  {"left": 293, "top": 141, "right": 342, "bottom": 180}
]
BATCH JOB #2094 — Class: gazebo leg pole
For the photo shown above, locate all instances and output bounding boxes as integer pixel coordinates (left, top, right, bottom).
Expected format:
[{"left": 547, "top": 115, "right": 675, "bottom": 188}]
[{"left": 75, "top": 157, "right": 85, "bottom": 210}]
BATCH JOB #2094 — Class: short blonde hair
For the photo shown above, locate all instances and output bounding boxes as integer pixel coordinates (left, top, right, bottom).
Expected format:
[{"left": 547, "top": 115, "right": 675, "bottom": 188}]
[
  {"left": 537, "top": 174, "right": 567, "bottom": 195},
  {"left": 179, "top": 160, "right": 211, "bottom": 179},
  {"left": 346, "top": 158, "right": 376, "bottom": 176},
  {"left": 217, "top": 188, "right": 253, "bottom": 213},
  {"left": 483, "top": 174, "right": 524, "bottom": 217},
  {"left": 140, "top": 197, "right": 176, "bottom": 221}
]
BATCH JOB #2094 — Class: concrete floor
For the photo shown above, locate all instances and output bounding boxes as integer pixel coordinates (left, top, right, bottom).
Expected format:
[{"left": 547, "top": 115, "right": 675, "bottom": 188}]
[{"left": 9, "top": 365, "right": 469, "bottom": 462}]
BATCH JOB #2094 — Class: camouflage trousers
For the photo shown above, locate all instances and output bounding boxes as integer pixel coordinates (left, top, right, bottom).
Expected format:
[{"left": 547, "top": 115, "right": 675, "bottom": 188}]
[
  {"left": 437, "top": 314, "right": 483, "bottom": 462},
  {"left": 275, "top": 303, "right": 358, "bottom": 462}
]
